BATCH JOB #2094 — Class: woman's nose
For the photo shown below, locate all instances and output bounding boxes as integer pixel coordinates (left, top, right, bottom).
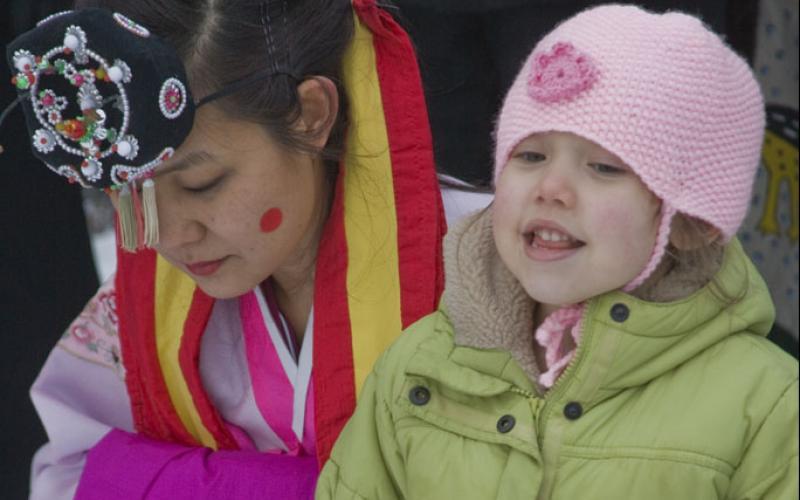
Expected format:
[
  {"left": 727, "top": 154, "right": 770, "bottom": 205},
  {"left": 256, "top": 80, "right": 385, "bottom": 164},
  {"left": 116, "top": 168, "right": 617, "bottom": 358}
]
[{"left": 154, "top": 195, "right": 205, "bottom": 251}]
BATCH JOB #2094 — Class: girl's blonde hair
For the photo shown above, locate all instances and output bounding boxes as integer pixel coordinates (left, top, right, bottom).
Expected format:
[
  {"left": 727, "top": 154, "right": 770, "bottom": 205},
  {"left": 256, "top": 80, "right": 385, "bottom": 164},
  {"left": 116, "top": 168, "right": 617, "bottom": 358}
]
[{"left": 635, "top": 214, "right": 747, "bottom": 305}]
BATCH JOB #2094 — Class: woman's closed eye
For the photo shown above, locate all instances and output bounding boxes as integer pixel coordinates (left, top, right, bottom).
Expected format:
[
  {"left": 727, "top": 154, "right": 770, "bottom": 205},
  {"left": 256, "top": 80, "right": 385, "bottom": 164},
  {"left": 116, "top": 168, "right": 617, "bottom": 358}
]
[{"left": 182, "top": 176, "right": 225, "bottom": 194}]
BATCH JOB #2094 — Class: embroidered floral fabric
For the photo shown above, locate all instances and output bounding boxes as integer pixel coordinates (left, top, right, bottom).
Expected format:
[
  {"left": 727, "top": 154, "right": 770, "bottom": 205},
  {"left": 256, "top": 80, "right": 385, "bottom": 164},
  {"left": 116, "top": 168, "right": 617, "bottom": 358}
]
[{"left": 59, "top": 276, "right": 124, "bottom": 378}]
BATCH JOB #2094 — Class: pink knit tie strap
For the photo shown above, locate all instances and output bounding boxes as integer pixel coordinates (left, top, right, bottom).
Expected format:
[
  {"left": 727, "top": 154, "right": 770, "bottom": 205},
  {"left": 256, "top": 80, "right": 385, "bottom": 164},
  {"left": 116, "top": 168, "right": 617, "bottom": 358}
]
[
  {"left": 534, "top": 202, "right": 678, "bottom": 388},
  {"left": 535, "top": 304, "right": 585, "bottom": 388},
  {"left": 623, "top": 203, "right": 676, "bottom": 292}
]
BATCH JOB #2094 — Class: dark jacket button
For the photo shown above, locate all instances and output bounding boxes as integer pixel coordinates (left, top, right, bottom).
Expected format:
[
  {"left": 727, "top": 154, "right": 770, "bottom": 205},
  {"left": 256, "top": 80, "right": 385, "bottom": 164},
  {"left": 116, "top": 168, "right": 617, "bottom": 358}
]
[
  {"left": 610, "top": 303, "right": 630, "bottom": 322},
  {"left": 409, "top": 386, "right": 431, "bottom": 406},
  {"left": 497, "top": 414, "right": 516, "bottom": 434},
  {"left": 564, "top": 402, "right": 583, "bottom": 420}
]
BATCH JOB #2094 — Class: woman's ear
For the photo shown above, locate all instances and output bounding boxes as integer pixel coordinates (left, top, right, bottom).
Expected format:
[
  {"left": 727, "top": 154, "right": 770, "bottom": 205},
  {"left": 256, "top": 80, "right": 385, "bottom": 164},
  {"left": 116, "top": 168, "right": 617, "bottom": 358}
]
[
  {"left": 669, "top": 214, "right": 721, "bottom": 251},
  {"left": 295, "top": 76, "right": 339, "bottom": 149}
]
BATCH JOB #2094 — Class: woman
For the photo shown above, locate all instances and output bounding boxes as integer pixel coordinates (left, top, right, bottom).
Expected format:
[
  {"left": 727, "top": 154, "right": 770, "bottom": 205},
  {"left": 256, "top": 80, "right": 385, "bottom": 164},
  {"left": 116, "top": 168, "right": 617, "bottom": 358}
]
[{"left": 3, "top": 1, "right": 489, "bottom": 498}]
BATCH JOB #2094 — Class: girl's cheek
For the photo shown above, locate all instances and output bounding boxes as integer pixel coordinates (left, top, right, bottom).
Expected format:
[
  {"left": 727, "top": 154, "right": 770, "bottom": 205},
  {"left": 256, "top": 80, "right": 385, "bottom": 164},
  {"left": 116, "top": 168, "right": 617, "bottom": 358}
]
[
  {"left": 592, "top": 204, "right": 655, "bottom": 256},
  {"left": 260, "top": 208, "right": 283, "bottom": 233},
  {"left": 591, "top": 204, "right": 638, "bottom": 238}
]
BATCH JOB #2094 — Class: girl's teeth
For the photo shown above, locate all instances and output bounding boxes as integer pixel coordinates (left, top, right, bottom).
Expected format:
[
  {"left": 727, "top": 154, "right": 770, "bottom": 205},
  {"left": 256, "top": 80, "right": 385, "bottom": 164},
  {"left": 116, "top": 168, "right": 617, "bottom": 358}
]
[{"left": 539, "top": 229, "right": 570, "bottom": 242}]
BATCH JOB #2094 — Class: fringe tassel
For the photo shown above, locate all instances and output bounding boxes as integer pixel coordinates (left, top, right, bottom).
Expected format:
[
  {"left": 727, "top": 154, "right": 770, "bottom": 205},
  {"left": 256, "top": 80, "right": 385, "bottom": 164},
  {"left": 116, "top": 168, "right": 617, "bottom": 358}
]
[
  {"left": 142, "top": 178, "right": 159, "bottom": 247},
  {"left": 118, "top": 184, "right": 138, "bottom": 252},
  {"left": 130, "top": 180, "right": 145, "bottom": 250}
]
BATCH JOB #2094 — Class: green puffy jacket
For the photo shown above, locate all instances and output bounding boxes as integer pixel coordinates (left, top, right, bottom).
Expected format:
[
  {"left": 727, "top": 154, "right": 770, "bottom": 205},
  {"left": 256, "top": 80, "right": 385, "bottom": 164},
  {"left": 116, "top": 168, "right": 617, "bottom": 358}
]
[{"left": 317, "top": 216, "right": 798, "bottom": 499}]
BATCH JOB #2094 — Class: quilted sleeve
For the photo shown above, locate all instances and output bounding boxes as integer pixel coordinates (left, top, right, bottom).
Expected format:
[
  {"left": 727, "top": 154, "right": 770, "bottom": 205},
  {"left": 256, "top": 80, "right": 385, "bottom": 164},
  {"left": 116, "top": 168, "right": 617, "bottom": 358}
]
[
  {"left": 726, "top": 378, "right": 799, "bottom": 500},
  {"left": 317, "top": 366, "right": 405, "bottom": 500}
]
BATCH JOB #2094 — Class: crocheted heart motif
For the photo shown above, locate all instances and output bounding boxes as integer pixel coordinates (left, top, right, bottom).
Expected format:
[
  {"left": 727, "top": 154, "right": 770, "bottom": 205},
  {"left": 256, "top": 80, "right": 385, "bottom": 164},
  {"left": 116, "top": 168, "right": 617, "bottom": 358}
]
[{"left": 527, "top": 42, "right": 598, "bottom": 103}]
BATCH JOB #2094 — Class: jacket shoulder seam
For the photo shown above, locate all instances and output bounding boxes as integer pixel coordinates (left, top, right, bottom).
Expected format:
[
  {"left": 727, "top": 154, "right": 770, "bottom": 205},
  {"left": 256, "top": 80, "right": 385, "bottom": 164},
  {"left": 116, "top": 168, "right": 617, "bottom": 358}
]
[
  {"left": 738, "top": 378, "right": 798, "bottom": 461},
  {"left": 735, "top": 334, "right": 799, "bottom": 379}
]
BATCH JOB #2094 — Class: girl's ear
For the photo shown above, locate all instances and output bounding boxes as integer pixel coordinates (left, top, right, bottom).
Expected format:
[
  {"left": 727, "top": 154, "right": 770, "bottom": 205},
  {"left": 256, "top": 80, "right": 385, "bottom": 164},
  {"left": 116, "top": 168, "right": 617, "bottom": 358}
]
[
  {"left": 669, "top": 214, "right": 721, "bottom": 251},
  {"left": 295, "top": 76, "right": 339, "bottom": 150}
]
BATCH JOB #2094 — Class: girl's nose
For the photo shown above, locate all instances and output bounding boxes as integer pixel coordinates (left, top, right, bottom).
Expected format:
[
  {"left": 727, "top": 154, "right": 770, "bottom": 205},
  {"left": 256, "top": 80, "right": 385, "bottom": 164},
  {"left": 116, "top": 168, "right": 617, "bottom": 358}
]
[{"left": 533, "top": 164, "right": 577, "bottom": 208}]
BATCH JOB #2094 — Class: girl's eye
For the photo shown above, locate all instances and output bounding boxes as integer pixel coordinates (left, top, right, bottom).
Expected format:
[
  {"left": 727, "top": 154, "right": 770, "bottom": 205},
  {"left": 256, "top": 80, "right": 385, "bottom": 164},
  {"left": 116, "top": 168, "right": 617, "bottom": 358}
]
[
  {"left": 589, "top": 163, "right": 625, "bottom": 175},
  {"left": 515, "top": 151, "right": 546, "bottom": 163},
  {"left": 183, "top": 177, "right": 223, "bottom": 194}
]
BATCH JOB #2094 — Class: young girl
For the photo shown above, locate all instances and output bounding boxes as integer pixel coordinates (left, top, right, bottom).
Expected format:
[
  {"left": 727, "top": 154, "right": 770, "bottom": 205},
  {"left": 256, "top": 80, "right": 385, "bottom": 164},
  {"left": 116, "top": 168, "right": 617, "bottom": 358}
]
[
  {"left": 317, "top": 5, "right": 799, "bottom": 499},
  {"left": 2, "top": 1, "right": 487, "bottom": 499}
]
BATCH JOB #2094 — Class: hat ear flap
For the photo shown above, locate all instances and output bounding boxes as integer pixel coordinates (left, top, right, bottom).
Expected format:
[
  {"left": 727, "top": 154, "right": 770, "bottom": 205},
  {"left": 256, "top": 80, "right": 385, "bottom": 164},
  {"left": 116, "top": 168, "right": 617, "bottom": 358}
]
[{"left": 669, "top": 214, "right": 722, "bottom": 251}]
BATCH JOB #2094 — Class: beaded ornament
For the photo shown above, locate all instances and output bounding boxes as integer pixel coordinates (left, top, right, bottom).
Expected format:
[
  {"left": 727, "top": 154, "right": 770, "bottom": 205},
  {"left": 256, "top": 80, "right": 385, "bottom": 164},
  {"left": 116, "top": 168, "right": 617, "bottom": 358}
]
[
  {"left": 10, "top": 24, "right": 142, "bottom": 185},
  {"left": 113, "top": 13, "right": 151, "bottom": 38},
  {"left": 3, "top": 6, "right": 295, "bottom": 251},
  {"left": 158, "top": 78, "right": 187, "bottom": 120},
  {"left": 1, "top": 9, "right": 199, "bottom": 252}
]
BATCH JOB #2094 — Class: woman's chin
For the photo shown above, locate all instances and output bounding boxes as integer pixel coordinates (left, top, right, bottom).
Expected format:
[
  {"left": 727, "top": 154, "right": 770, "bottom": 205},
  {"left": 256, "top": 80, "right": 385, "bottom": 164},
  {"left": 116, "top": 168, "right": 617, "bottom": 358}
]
[{"left": 190, "top": 276, "right": 254, "bottom": 300}]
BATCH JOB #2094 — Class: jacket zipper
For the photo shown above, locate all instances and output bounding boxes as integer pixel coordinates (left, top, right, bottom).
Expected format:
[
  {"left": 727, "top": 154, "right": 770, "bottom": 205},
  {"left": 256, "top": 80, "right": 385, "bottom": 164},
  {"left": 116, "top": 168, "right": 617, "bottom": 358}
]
[
  {"left": 536, "top": 302, "right": 594, "bottom": 438},
  {"left": 510, "top": 386, "right": 545, "bottom": 444},
  {"left": 532, "top": 303, "right": 596, "bottom": 499}
]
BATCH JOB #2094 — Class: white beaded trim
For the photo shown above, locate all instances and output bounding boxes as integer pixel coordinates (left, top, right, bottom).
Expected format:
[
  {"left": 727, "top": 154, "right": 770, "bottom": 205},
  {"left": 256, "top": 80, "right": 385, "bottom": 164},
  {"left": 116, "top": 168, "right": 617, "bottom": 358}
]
[
  {"left": 46, "top": 110, "right": 62, "bottom": 125},
  {"left": 81, "top": 158, "right": 103, "bottom": 182},
  {"left": 158, "top": 78, "right": 187, "bottom": 120},
  {"left": 33, "top": 129, "right": 56, "bottom": 153},
  {"left": 116, "top": 135, "right": 140, "bottom": 160},
  {"left": 19, "top": 18, "right": 184, "bottom": 189},
  {"left": 28, "top": 38, "right": 132, "bottom": 164},
  {"left": 111, "top": 59, "right": 132, "bottom": 84},
  {"left": 77, "top": 82, "right": 103, "bottom": 110},
  {"left": 12, "top": 49, "right": 35, "bottom": 72},
  {"left": 111, "top": 147, "right": 174, "bottom": 186},
  {"left": 45, "top": 163, "right": 91, "bottom": 188},
  {"left": 37, "top": 10, "right": 73, "bottom": 27},
  {"left": 33, "top": 89, "right": 68, "bottom": 115},
  {"left": 113, "top": 13, "right": 151, "bottom": 38},
  {"left": 64, "top": 25, "right": 89, "bottom": 64}
]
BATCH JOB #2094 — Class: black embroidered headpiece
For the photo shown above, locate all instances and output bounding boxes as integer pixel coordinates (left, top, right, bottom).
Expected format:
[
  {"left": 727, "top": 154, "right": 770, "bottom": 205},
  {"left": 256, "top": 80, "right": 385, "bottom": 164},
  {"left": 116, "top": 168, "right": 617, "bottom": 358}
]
[{"left": 4, "top": 9, "right": 195, "bottom": 189}]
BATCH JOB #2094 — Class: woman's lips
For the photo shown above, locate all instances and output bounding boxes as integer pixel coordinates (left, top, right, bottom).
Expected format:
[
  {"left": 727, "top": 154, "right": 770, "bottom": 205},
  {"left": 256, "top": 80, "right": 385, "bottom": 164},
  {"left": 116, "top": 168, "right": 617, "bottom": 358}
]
[{"left": 185, "top": 257, "right": 226, "bottom": 276}]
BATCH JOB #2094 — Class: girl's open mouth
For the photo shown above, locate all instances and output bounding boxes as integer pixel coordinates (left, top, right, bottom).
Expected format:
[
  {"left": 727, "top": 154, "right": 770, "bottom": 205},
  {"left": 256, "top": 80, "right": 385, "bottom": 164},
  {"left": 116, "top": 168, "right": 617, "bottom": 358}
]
[
  {"left": 525, "top": 227, "right": 585, "bottom": 250},
  {"left": 523, "top": 224, "right": 585, "bottom": 261}
]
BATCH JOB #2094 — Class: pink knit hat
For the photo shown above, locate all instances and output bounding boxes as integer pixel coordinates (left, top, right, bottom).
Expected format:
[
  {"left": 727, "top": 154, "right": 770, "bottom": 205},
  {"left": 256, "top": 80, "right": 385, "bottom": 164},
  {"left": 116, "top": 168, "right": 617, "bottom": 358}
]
[{"left": 494, "top": 5, "right": 765, "bottom": 289}]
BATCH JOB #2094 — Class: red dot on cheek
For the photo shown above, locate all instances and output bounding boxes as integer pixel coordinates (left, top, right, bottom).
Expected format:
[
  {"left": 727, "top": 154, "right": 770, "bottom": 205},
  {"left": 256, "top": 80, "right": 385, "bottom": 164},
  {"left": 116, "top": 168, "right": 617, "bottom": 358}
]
[{"left": 260, "top": 208, "right": 283, "bottom": 233}]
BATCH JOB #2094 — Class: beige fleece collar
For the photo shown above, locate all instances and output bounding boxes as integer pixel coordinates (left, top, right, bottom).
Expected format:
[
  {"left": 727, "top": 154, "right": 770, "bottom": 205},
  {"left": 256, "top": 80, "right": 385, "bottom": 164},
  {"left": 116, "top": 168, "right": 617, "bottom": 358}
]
[
  {"left": 443, "top": 207, "right": 722, "bottom": 385},
  {"left": 443, "top": 209, "right": 541, "bottom": 384}
]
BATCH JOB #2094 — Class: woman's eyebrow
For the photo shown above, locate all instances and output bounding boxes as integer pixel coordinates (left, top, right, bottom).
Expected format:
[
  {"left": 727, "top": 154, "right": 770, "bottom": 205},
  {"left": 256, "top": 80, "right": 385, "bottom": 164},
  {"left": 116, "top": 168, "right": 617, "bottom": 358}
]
[{"left": 155, "top": 151, "right": 215, "bottom": 177}]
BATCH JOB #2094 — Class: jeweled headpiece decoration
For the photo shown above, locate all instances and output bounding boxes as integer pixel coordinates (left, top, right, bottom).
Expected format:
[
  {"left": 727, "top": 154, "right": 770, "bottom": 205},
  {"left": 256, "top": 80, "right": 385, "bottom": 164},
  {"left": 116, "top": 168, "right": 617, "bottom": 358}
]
[
  {"left": 4, "top": 9, "right": 194, "bottom": 190},
  {"left": 2, "top": 8, "right": 297, "bottom": 252},
  {"left": 2, "top": 9, "right": 196, "bottom": 251}
]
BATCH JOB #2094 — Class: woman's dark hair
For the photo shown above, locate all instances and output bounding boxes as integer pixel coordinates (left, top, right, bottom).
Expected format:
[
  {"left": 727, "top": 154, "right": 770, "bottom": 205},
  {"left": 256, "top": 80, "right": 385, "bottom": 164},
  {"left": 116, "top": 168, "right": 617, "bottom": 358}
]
[{"left": 73, "top": 0, "right": 353, "bottom": 167}]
